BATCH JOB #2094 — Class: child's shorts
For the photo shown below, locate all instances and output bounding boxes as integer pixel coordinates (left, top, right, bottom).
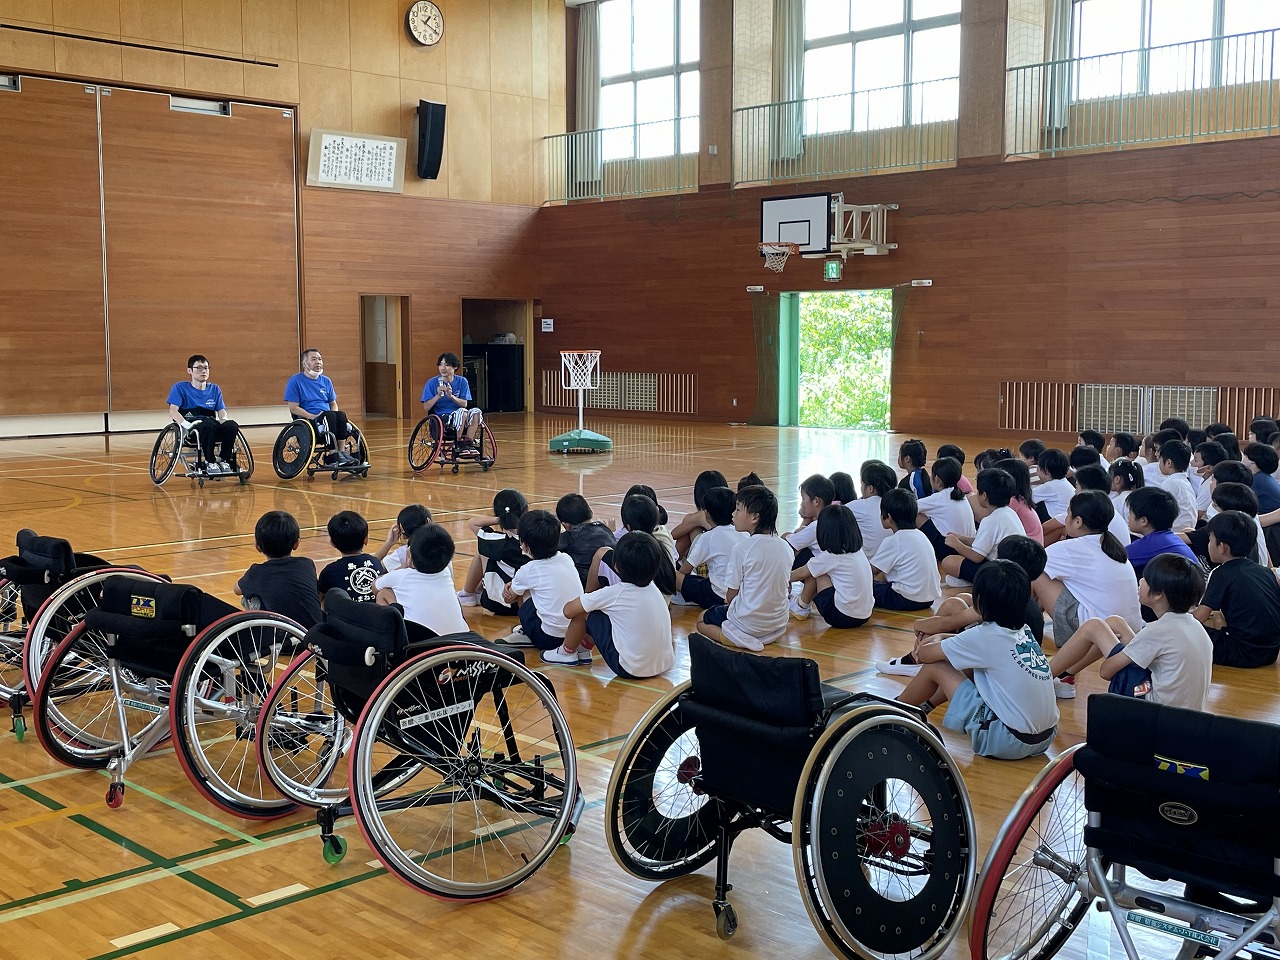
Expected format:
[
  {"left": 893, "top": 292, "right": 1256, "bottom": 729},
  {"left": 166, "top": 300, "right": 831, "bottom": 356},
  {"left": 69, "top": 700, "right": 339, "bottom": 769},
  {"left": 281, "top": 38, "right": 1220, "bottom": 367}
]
[
  {"left": 677, "top": 574, "right": 724, "bottom": 609},
  {"left": 585, "top": 610, "right": 641, "bottom": 680},
  {"left": 1050, "top": 585, "right": 1082, "bottom": 646},
  {"left": 957, "top": 556, "right": 986, "bottom": 584},
  {"left": 872, "top": 580, "right": 933, "bottom": 612},
  {"left": 918, "top": 519, "right": 957, "bottom": 561},
  {"left": 518, "top": 601, "right": 566, "bottom": 651},
  {"left": 791, "top": 547, "right": 813, "bottom": 570},
  {"left": 1206, "top": 626, "right": 1280, "bottom": 669},
  {"left": 812, "top": 587, "right": 868, "bottom": 629},
  {"left": 942, "top": 679, "right": 1055, "bottom": 760},
  {"left": 701, "top": 604, "right": 731, "bottom": 628}
]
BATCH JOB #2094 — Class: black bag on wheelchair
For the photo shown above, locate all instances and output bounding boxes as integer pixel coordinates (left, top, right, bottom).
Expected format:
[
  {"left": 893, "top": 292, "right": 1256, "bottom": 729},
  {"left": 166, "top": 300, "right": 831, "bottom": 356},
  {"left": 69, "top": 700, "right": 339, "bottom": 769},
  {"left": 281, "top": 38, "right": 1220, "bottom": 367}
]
[{"left": 1076, "top": 693, "right": 1280, "bottom": 903}]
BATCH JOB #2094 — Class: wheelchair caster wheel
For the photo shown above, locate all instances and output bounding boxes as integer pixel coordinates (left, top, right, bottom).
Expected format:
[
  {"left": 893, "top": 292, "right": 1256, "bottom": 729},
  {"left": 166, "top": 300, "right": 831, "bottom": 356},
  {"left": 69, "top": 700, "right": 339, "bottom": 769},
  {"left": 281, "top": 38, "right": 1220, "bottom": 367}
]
[
  {"left": 482, "top": 463, "right": 491, "bottom": 472},
  {"left": 322, "top": 835, "right": 348, "bottom": 864},
  {"left": 451, "top": 464, "right": 459, "bottom": 474},
  {"left": 105, "top": 784, "right": 125, "bottom": 809},
  {"left": 714, "top": 902, "right": 737, "bottom": 940},
  {"left": 11, "top": 716, "right": 24, "bottom": 741},
  {"left": 197, "top": 477, "right": 205, "bottom": 488}
]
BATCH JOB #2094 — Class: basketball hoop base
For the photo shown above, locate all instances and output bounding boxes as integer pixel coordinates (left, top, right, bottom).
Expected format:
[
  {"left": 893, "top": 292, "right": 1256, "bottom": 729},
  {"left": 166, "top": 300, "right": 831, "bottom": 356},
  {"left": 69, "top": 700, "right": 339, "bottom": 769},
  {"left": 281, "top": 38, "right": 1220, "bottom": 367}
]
[{"left": 549, "top": 428, "right": 613, "bottom": 454}]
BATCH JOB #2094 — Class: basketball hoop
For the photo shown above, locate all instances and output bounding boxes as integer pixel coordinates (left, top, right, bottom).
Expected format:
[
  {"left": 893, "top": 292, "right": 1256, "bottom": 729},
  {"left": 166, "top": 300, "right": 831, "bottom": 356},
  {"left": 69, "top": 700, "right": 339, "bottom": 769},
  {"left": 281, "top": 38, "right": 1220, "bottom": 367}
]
[
  {"left": 550, "top": 350, "right": 611, "bottom": 453},
  {"left": 758, "top": 241, "right": 799, "bottom": 273}
]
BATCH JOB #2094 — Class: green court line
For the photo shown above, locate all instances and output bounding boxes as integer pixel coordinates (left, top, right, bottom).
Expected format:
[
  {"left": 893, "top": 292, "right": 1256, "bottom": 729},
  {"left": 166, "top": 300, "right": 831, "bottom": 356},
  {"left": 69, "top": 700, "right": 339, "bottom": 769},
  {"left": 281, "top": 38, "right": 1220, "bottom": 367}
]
[
  {"left": 0, "top": 770, "right": 66, "bottom": 811},
  {"left": 0, "top": 767, "right": 100, "bottom": 791},
  {"left": 575, "top": 733, "right": 630, "bottom": 752},
  {"left": 99, "top": 771, "right": 265, "bottom": 846}
]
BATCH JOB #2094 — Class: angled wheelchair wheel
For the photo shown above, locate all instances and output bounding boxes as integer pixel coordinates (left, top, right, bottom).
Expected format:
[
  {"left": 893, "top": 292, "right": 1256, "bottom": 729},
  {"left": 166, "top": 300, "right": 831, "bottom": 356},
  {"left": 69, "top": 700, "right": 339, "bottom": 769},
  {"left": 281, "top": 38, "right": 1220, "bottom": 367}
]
[
  {"left": 272, "top": 420, "right": 315, "bottom": 480},
  {"left": 0, "top": 579, "right": 24, "bottom": 700},
  {"left": 149, "top": 424, "right": 182, "bottom": 485},
  {"left": 170, "top": 612, "right": 306, "bottom": 819},
  {"left": 23, "top": 569, "right": 167, "bottom": 699},
  {"left": 792, "top": 705, "right": 976, "bottom": 960},
  {"left": 233, "top": 429, "right": 255, "bottom": 483},
  {"left": 33, "top": 624, "right": 162, "bottom": 769},
  {"left": 256, "top": 650, "right": 349, "bottom": 807},
  {"left": 970, "top": 746, "right": 1088, "bottom": 960},
  {"left": 605, "top": 681, "right": 722, "bottom": 880},
  {"left": 476, "top": 422, "right": 497, "bottom": 472},
  {"left": 407, "top": 416, "right": 443, "bottom": 471},
  {"left": 349, "top": 646, "right": 577, "bottom": 900}
]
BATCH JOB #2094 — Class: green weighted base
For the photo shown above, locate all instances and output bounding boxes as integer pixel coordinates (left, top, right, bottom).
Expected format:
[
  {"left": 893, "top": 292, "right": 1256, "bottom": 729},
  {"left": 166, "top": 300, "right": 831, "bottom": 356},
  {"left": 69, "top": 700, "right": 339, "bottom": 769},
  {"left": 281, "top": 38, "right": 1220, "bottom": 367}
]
[{"left": 549, "top": 428, "right": 613, "bottom": 453}]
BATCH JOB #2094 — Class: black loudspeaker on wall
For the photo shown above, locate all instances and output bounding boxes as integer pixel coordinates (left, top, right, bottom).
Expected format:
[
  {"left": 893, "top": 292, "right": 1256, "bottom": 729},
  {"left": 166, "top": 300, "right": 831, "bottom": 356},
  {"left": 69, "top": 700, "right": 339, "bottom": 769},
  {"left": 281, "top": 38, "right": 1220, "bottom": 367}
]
[{"left": 416, "top": 100, "right": 446, "bottom": 179}]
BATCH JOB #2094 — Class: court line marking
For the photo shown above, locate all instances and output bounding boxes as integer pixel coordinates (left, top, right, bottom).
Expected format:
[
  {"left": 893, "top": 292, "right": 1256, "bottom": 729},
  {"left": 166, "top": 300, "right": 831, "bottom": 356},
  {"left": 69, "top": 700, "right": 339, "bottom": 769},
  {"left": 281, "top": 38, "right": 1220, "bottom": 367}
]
[
  {"left": 99, "top": 772, "right": 266, "bottom": 846},
  {"left": 110, "top": 923, "right": 180, "bottom": 948},
  {"left": 244, "top": 883, "right": 309, "bottom": 906}
]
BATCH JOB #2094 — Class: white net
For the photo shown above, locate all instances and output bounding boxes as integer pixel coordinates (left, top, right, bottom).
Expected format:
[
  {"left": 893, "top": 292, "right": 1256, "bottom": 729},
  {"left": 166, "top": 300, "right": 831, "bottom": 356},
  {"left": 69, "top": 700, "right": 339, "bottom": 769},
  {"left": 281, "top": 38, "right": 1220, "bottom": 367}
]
[
  {"left": 560, "top": 350, "right": 601, "bottom": 391},
  {"left": 759, "top": 242, "right": 798, "bottom": 274}
]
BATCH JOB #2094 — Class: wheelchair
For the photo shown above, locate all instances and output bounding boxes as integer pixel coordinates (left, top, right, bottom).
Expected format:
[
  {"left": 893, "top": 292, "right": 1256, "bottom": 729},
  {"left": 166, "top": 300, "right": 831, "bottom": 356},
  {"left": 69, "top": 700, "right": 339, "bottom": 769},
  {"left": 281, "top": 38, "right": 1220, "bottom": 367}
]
[
  {"left": 272, "top": 416, "right": 369, "bottom": 480},
  {"left": 971, "top": 694, "right": 1280, "bottom": 960},
  {"left": 255, "top": 590, "right": 583, "bottom": 897},
  {"left": 149, "top": 419, "right": 253, "bottom": 487},
  {"left": 32, "top": 574, "right": 307, "bottom": 816},
  {"left": 407, "top": 413, "right": 496, "bottom": 474},
  {"left": 605, "top": 634, "right": 976, "bottom": 957},
  {"left": 0, "top": 529, "right": 165, "bottom": 740}
]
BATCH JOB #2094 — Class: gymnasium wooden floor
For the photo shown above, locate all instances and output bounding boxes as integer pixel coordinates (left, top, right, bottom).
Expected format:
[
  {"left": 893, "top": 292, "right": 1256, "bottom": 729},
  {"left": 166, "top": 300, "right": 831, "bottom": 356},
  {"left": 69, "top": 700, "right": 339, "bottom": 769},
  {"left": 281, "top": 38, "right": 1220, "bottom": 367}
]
[{"left": 0, "top": 413, "right": 1275, "bottom": 960}]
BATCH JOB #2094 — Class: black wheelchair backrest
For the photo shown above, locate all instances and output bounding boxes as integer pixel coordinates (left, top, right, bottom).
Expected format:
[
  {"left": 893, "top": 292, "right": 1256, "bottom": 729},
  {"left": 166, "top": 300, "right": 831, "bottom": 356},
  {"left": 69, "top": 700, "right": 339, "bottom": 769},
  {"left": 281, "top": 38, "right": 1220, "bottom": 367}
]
[
  {"left": 94, "top": 576, "right": 204, "bottom": 633},
  {"left": 687, "top": 632, "right": 825, "bottom": 727},
  {"left": 1, "top": 530, "right": 75, "bottom": 585},
  {"left": 1077, "top": 693, "right": 1280, "bottom": 900},
  {"left": 315, "top": 589, "right": 409, "bottom": 666}
]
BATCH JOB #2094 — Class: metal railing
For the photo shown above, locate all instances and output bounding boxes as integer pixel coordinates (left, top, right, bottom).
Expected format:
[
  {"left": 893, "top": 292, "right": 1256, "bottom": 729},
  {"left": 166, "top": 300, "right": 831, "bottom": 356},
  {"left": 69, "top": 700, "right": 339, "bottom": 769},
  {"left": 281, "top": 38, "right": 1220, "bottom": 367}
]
[
  {"left": 1007, "top": 28, "right": 1280, "bottom": 157},
  {"left": 544, "top": 117, "right": 699, "bottom": 202},
  {"left": 733, "top": 77, "right": 958, "bottom": 186}
]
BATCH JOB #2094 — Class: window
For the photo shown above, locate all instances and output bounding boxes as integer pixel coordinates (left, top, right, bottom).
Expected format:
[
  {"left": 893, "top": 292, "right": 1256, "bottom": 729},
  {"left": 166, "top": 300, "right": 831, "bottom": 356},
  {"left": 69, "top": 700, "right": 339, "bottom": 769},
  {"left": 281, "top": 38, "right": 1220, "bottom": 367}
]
[
  {"left": 802, "top": 0, "right": 961, "bottom": 134},
  {"left": 1071, "top": 0, "right": 1280, "bottom": 99},
  {"left": 598, "top": 0, "right": 699, "bottom": 160}
]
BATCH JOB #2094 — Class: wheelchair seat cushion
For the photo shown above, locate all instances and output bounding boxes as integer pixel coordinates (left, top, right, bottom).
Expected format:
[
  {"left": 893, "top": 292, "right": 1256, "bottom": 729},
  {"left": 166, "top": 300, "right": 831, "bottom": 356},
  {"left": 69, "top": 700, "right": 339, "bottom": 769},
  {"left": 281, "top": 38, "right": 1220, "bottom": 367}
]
[{"left": 1077, "top": 693, "right": 1280, "bottom": 900}]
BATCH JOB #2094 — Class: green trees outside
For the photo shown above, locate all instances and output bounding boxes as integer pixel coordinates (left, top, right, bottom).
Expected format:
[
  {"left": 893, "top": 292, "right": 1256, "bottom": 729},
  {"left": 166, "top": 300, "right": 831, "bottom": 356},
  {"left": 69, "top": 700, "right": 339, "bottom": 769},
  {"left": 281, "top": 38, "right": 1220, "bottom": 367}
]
[{"left": 799, "top": 289, "right": 892, "bottom": 430}]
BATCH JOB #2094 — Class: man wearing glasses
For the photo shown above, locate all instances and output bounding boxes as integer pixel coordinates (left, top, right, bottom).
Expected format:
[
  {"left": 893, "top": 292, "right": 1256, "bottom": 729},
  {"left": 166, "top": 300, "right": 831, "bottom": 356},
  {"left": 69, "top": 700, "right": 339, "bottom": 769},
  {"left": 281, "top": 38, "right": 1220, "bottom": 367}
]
[{"left": 167, "top": 354, "right": 241, "bottom": 473}]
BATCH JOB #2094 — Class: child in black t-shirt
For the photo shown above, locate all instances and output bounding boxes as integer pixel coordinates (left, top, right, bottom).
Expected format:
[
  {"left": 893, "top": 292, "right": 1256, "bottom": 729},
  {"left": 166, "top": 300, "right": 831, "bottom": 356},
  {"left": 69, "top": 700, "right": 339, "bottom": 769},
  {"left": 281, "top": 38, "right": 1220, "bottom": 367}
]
[
  {"left": 235, "top": 510, "right": 323, "bottom": 628},
  {"left": 1193, "top": 510, "right": 1280, "bottom": 668},
  {"left": 318, "top": 510, "right": 385, "bottom": 604},
  {"left": 556, "top": 493, "right": 616, "bottom": 586}
]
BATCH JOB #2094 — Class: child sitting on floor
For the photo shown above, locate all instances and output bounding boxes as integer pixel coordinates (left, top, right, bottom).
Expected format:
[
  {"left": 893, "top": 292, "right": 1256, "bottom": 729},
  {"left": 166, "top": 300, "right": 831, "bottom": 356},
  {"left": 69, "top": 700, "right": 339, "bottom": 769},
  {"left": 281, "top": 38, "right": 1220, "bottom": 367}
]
[
  {"left": 897, "top": 439, "right": 930, "bottom": 499},
  {"left": 1192, "top": 511, "right": 1280, "bottom": 668},
  {"left": 915, "top": 456, "right": 976, "bottom": 561},
  {"left": 375, "top": 503, "right": 431, "bottom": 572},
  {"left": 318, "top": 510, "right": 385, "bottom": 604},
  {"left": 375, "top": 525, "right": 468, "bottom": 636},
  {"left": 870, "top": 489, "right": 941, "bottom": 612},
  {"left": 456, "top": 488, "right": 529, "bottom": 615},
  {"left": 499, "top": 510, "right": 584, "bottom": 652},
  {"left": 940, "top": 468, "right": 1022, "bottom": 586},
  {"left": 556, "top": 493, "right": 616, "bottom": 587},
  {"left": 789, "top": 504, "right": 873, "bottom": 628},
  {"left": 235, "top": 511, "right": 322, "bottom": 629},
  {"left": 674, "top": 486, "right": 746, "bottom": 608},
  {"left": 671, "top": 469, "right": 729, "bottom": 558},
  {"left": 785, "top": 473, "right": 836, "bottom": 569}
]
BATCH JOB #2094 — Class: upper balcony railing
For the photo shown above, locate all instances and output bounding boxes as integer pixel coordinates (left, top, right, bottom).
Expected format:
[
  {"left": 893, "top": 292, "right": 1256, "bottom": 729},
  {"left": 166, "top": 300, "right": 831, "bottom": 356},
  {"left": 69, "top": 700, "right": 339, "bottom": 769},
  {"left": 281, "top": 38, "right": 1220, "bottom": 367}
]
[
  {"left": 1007, "top": 28, "right": 1280, "bottom": 157},
  {"left": 732, "top": 77, "right": 958, "bottom": 186},
  {"left": 544, "top": 117, "right": 698, "bottom": 203}
]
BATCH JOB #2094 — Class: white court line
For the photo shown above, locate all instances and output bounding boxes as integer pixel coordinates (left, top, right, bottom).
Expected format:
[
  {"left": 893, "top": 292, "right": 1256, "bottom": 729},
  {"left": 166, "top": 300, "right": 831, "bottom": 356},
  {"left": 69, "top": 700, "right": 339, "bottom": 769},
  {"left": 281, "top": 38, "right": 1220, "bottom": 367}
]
[
  {"left": 244, "top": 883, "right": 309, "bottom": 906},
  {"left": 471, "top": 818, "right": 518, "bottom": 837},
  {"left": 110, "top": 922, "right": 180, "bottom": 948}
]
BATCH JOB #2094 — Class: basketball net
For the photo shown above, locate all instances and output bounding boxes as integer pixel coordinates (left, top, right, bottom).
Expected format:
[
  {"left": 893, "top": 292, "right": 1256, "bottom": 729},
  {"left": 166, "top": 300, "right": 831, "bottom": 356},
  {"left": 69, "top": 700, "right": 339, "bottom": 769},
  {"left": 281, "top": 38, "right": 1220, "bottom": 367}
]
[
  {"left": 560, "top": 350, "right": 601, "bottom": 433},
  {"left": 758, "top": 241, "right": 799, "bottom": 274}
]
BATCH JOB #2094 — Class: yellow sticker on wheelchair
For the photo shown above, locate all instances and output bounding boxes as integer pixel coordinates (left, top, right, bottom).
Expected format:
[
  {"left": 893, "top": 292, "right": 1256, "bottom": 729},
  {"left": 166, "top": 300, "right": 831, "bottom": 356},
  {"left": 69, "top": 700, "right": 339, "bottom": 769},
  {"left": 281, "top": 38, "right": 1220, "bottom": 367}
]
[
  {"left": 130, "top": 595, "right": 156, "bottom": 619},
  {"left": 1154, "top": 754, "right": 1209, "bottom": 780}
]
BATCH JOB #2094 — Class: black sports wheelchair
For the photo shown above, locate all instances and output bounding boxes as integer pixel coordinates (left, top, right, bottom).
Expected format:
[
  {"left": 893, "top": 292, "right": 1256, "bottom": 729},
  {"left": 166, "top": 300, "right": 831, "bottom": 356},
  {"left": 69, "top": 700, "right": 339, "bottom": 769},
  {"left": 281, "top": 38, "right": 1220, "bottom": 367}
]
[
  {"left": 0, "top": 529, "right": 165, "bottom": 740},
  {"left": 971, "top": 693, "right": 1280, "bottom": 960},
  {"left": 604, "top": 633, "right": 976, "bottom": 958},
  {"left": 32, "top": 574, "right": 307, "bottom": 816},
  {"left": 272, "top": 415, "right": 370, "bottom": 480},
  {"left": 255, "top": 590, "right": 583, "bottom": 898},
  {"left": 407, "top": 412, "right": 496, "bottom": 474},
  {"left": 149, "top": 418, "right": 253, "bottom": 487}
]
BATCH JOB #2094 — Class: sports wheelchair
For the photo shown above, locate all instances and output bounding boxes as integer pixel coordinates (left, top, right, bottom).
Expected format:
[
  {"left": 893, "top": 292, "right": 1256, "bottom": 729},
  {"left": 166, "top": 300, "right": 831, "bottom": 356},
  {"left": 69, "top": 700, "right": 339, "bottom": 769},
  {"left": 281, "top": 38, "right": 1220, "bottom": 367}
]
[
  {"left": 255, "top": 590, "right": 583, "bottom": 897},
  {"left": 971, "top": 693, "right": 1280, "bottom": 960},
  {"left": 407, "top": 413, "right": 496, "bottom": 474},
  {"left": 149, "top": 419, "right": 253, "bottom": 487},
  {"left": 273, "top": 416, "right": 370, "bottom": 480},
  {"left": 32, "top": 574, "right": 306, "bottom": 816},
  {"left": 0, "top": 530, "right": 165, "bottom": 740},
  {"left": 605, "top": 633, "right": 976, "bottom": 957}
]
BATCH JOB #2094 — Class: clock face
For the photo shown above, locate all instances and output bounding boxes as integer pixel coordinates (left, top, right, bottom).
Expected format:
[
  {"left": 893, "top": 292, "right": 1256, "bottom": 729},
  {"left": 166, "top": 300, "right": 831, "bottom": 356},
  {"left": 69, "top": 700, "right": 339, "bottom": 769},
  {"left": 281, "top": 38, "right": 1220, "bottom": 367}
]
[{"left": 406, "top": 1, "right": 444, "bottom": 46}]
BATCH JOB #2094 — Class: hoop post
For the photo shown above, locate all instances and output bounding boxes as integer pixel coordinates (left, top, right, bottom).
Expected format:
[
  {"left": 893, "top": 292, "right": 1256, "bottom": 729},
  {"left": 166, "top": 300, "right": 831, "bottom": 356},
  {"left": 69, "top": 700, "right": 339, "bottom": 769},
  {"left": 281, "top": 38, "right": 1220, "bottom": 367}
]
[{"left": 550, "top": 350, "right": 612, "bottom": 454}]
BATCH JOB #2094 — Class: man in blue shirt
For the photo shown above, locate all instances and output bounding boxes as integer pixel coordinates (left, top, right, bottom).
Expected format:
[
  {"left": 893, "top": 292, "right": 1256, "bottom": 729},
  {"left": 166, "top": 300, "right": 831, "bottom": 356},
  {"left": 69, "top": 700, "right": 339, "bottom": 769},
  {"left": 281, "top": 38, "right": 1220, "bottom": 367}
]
[
  {"left": 284, "top": 348, "right": 356, "bottom": 466},
  {"left": 166, "top": 355, "right": 239, "bottom": 472},
  {"left": 421, "top": 351, "right": 483, "bottom": 448}
]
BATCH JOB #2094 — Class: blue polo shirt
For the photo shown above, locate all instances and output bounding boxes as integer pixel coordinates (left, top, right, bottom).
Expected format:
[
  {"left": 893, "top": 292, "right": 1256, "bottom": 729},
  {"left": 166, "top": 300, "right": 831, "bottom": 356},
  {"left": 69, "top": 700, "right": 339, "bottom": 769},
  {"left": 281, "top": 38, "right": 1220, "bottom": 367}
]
[
  {"left": 284, "top": 373, "right": 338, "bottom": 416},
  {"left": 1126, "top": 529, "right": 1198, "bottom": 577},
  {"left": 421, "top": 375, "right": 472, "bottom": 417},
  {"left": 167, "top": 382, "right": 225, "bottom": 416},
  {"left": 1252, "top": 470, "right": 1280, "bottom": 514}
]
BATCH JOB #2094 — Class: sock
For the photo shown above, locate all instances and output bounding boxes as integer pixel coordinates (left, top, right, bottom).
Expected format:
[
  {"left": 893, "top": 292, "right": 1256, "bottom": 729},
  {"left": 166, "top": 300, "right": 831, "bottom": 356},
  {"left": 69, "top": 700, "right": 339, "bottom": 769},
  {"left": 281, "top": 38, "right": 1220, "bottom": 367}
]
[
  {"left": 900, "top": 652, "right": 917, "bottom": 665},
  {"left": 1056, "top": 671, "right": 1075, "bottom": 681},
  {"left": 919, "top": 699, "right": 935, "bottom": 715}
]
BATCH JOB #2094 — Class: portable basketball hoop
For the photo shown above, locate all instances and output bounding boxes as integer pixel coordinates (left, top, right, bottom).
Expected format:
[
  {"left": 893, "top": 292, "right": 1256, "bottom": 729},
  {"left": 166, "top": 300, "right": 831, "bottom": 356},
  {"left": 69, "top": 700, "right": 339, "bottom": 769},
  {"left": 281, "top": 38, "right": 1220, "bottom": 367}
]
[
  {"left": 758, "top": 241, "right": 799, "bottom": 273},
  {"left": 549, "top": 350, "right": 612, "bottom": 453}
]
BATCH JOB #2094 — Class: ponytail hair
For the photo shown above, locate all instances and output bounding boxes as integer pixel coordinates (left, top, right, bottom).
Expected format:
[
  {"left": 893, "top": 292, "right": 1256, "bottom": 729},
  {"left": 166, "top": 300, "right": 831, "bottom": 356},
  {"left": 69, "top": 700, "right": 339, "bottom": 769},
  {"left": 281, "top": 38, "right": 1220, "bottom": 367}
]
[
  {"left": 1108, "top": 458, "right": 1144, "bottom": 492},
  {"left": 1067, "top": 490, "right": 1127, "bottom": 563},
  {"left": 930, "top": 457, "right": 966, "bottom": 501}
]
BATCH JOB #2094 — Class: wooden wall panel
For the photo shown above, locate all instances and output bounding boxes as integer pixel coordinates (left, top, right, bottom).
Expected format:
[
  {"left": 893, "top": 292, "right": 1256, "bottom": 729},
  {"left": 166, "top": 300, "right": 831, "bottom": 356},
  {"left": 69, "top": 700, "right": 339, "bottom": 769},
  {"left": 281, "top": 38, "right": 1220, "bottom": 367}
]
[
  {"left": 535, "top": 137, "right": 1280, "bottom": 435},
  {"left": 0, "top": 77, "right": 107, "bottom": 415},
  {"left": 100, "top": 90, "right": 299, "bottom": 411},
  {"left": 300, "top": 188, "right": 540, "bottom": 418}
]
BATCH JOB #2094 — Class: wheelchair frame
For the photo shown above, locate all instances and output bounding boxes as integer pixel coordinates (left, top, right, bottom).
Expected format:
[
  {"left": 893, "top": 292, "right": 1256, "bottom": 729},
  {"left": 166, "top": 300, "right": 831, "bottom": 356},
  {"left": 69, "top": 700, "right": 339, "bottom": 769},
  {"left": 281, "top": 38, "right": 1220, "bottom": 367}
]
[
  {"left": 149, "top": 418, "right": 253, "bottom": 487},
  {"left": 605, "top": 664, "right": 976, "bottom": 958},
  {"left": 272, "top": 417, "right": 370, "bottom": 480},
  {"left": 407, "top": 413, "right": 496, "bottom": 474}
]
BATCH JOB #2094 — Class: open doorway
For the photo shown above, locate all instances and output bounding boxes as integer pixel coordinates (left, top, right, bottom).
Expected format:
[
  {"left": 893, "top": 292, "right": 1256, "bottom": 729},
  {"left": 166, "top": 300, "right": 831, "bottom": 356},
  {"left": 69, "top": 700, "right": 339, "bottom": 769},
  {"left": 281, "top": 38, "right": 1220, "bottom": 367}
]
[
  {"left": 785, "top": 289, "right": 894, "bottom": 430},
  {"left": 461, "top": 299, "right": 533, "bottom": 413},
  {"left": 361, "top": 295, "right": 411, "bottom": 418}
]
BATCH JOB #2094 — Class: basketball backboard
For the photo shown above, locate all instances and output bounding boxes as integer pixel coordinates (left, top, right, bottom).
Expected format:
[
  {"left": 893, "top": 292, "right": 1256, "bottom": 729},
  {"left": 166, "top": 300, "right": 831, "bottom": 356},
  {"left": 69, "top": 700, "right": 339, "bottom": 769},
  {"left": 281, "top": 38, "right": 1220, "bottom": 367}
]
[{"left": 760, "top": 193, "right": 831, "bottom": 256}]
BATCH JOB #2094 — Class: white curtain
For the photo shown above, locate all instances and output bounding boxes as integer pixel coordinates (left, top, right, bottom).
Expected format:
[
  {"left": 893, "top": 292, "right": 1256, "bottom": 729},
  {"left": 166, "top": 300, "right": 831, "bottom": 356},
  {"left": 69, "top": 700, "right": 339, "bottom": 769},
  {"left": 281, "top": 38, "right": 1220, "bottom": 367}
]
[
  {"left": 574, "top": 1, "right": 603, "bottom": 186},
  {"left": 1046, "top": 0, "right": 1072, "bottom": 131},
  {"left": 771, "top": 0, "right": 804, "bottom": 160}
]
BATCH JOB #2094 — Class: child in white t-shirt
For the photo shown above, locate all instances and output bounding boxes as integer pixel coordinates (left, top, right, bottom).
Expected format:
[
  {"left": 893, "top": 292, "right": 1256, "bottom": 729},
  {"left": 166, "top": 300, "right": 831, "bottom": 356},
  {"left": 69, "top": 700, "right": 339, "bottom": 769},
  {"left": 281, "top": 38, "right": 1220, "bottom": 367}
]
[
  {"left": 940, "top": 468, "right": 1024, "bottom": 586},
  {"left": 498, "top": 510, "right": 583, "bottom": 652},
  {"left": 915, "top": 456, "right": 976, "bottom": 561},
  {"left": 871, "top": 489, "right": 942, "bottom": 611},
  {"left": 784, "top": 474, "right": 835, "bottom": 568},
  {"left": 789, "top": 505, "right": 873, "bottom": 627},
  {"left": 695, "top": 485, "right": 793, "bottom": 652},
  {"left": 549, "top": 532, "right": 674, "bottom": 676},
  {"left": 846, "top": 460, "right": 898, "bottom": 563},
  {"left": 670, "top": 469, "right": 730, "bottom": 559},
  {"left": 1034, "top": 449, "right": 1074, "bottom": 541},
  {"left": 1157, "top": 439, "right": 1199, "bottom": 533},
  {"left": 1049, "top": 553, "right": 1211, "bottom": 708},
  {"left": 589, "top": 494, "right": 677, "bottom": 596},
  {"left": 675, "top": 486, "right": 747, "bottom": 608},
  {"left": 895, "top": 559, "right": 1058, "bottom": 760},
  {"left": 375, "top": 503, "right": 432, "bottom": 573},
  {"left": 455, "top": 488, "right": 529, "bottom": 614},
  {"left": 374, "top": 525, "right": 468, "bottom": 636}
]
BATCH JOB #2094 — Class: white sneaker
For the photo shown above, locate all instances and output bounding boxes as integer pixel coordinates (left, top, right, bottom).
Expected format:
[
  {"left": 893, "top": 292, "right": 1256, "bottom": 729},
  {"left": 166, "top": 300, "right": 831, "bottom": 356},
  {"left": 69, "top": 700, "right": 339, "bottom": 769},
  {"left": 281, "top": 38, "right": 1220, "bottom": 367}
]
[
  {"left": 540, "top": 646, "right": 583, "bottom": 665},
  {"left": 944, "top": 575, "right": 969, "bottom": 588},
  {"left": 456, "top": 589, "right": 480, "bottom": 607},
  {"left": 495, "top": 626, "right": 531, "bottom": 647},
  {"left": 789, "top": 597, "right": 812, "bottom": 620},
  {"left": 577, "top": 647, "right": 593, "bottom": 664},
  {"left": 1042, "top": 619, "right": 1056, "bottom": 643},
  {"left": 669, "top": 593, "right": 698, "bottom": 606},
  {"left": 1054, "top": 677, "right": 1077, "bottom": 700},
  {"left": 876, "top": 655, "right": 922, "bottom": 677}
]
